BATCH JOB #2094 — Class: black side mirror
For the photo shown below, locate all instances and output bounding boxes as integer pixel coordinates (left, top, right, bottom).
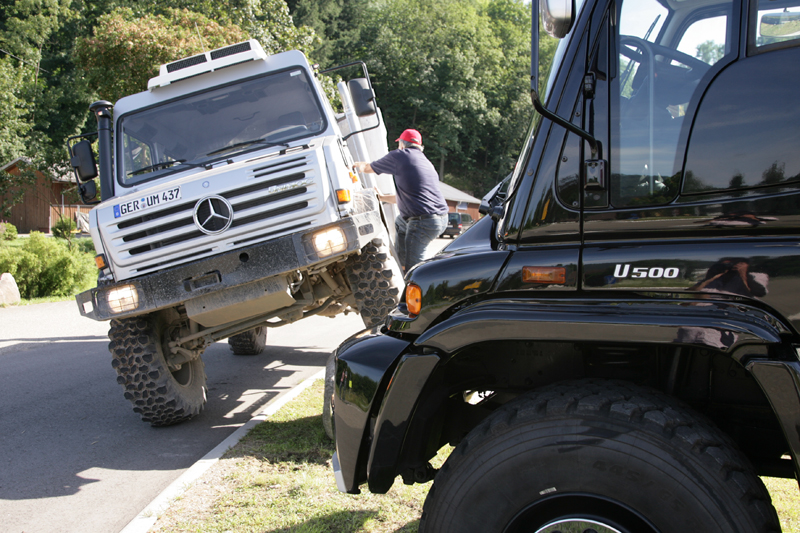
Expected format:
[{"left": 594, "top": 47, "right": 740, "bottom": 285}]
[
  {"left": 79, "top": 180, "right": 98, "bottom": 202},
  {"left": 70, "top": 140, "right": 98, "bottom": 182},
  {"left": 348, "top": 78, "right": 377, "bottom": 117}
]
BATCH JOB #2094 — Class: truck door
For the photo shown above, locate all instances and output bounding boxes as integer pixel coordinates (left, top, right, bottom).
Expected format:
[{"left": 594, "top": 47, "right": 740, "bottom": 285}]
[{"left": 580, "top": 0, "right": 800, "bottom": 330}]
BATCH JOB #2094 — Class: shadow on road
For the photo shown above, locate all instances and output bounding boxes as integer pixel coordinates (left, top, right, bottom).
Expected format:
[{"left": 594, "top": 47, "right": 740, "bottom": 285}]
[{"left": 0, "top": 337, "right": 329, "bottom": 501}]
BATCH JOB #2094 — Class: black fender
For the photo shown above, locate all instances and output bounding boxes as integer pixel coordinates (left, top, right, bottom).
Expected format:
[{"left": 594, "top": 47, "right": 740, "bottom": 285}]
[
  {"left": 747, "top": 359, "right": 800, "bottom": 481},
  {"left": 415, "top": 296, "right": 788, "bottom": 360},
  {"left": 332, "top": 327, "right": 421, "bottom": 493}
]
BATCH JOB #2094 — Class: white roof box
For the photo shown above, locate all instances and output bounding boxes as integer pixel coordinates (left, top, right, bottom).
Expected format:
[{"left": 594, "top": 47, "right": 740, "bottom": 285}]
[{"left": 147, "top": 39, "right": 268, "bottom": 90}]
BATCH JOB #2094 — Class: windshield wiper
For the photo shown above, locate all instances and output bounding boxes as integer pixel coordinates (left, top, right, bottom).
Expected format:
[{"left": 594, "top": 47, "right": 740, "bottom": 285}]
[
  {"left": 127, "top": 159, "right": 204, "bottom": 177},
  {"left": 206, "top": 138, "right": 289, "bottom": 157}
]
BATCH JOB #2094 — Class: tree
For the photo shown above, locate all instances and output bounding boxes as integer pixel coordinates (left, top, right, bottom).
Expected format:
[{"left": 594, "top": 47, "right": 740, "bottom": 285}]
[
  {"left": 355, "top": 0, "right": 534, "bottom": 195},
  {"left": 0, "top": 58, "right": 30, "bottom": 165},
  {"left": 286, "top": 0, "right": 370, "bottom": 66},
  {"left": 0, "top": 0, "right": 74, "bottom": 167},
  {"left": 76, "top": 8, "right": 249, "bottom": 103},
  {"left": 696, "top": 40, "right": 725, "bottom": 65}
]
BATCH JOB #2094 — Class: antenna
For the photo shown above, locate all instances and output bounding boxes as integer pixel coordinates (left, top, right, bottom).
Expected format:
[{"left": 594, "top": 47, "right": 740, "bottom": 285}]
[{"left": 194, "top": 22, "right": 208, "bottom": 54}]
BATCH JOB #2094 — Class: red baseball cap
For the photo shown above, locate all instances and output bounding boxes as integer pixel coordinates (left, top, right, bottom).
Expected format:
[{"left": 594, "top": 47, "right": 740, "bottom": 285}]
[{"left": 395, "top": 129, "right": 422, "bottom": 144}]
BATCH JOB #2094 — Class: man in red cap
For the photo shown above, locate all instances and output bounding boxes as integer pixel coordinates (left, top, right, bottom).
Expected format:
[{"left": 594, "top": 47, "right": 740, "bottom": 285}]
[{"left": 354, "top": 129, "right": 448, "bottom": 272}]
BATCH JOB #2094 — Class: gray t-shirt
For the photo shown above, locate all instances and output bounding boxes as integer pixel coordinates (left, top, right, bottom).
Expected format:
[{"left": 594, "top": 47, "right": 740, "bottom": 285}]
[{"left": 370, "top": 147, "right": 448, "bottom": 219}]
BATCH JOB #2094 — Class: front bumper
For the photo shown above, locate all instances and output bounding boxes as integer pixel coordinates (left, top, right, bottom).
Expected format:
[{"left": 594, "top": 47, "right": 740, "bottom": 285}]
[
  {"left": 332, "top": 327, "right": 439, "bottom": 494},
  {"left": 76, "top": 211, "right": 382, "bottom": 321}
]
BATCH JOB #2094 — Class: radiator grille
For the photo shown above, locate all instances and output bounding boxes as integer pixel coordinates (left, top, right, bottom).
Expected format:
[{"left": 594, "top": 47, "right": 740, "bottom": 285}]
[{"left": 104, "top": 154, "right": 325, "bottom": 279}]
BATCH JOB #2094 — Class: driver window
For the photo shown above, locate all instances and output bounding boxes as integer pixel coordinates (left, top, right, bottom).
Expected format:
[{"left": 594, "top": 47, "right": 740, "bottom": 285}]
[
  {"left": 123, "top": 134, "right": 153, "bottom": 175},
  {"left": 612, "top": 0, "right": 734, "bottom": 208}
]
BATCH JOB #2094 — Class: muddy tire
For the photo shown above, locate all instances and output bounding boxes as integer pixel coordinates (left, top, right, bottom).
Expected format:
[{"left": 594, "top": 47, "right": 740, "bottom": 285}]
[
  {"left": 346, "top": 235, "right": 403, "bottom": 328},
  {"left": 323, "top": 351, "right": 336, "bottom": 440},
  {"left": 419, "top": 379, "right": 779, "bottom": 533},
  {"left": 108, "top": 313, "right": 207, "bottom": 427},
  {"left": 228, "top": 325, "right": 267, "bottom": 355}
]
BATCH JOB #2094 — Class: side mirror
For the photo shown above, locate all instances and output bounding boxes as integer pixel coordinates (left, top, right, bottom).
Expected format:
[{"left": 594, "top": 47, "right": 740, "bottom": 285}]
[
  {"left": 348, "top": 78, "right": 377, "bottom": 117},
  {"left": 79, "top": 180, "right": 98, "bottom": 203},
  {"left": 70, "top": 140, "right": 98, "bottom": 182},
  {"left": 541, "top": 0, "right": 575, "bottom": 39}
]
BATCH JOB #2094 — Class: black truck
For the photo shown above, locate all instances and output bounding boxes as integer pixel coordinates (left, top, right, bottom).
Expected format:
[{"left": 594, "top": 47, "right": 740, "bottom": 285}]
[{"left": 329, "top": 0, "right": 800, "bottom": 531}]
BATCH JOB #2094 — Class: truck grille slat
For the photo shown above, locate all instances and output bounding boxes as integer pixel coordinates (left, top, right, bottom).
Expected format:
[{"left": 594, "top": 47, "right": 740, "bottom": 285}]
[{"left": 103, "top": 152, "right": 329, "bottom": 278}]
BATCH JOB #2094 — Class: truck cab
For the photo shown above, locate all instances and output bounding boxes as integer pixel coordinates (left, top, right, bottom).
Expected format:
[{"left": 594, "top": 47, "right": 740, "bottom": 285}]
[
  {"left": 69, "top": 40, "right": 403, "bottom": 427},
  {"left": 331, "top": 1, "right": 800, "bottom": 531}
]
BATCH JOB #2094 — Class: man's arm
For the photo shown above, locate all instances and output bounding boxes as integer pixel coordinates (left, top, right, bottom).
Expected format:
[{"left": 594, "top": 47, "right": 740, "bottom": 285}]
[
  {"left": 375, "top": 190, "right": 397, "bottom": 204},
  {"left": 353, "top": 162, "right": 375, "bottom": 174}
]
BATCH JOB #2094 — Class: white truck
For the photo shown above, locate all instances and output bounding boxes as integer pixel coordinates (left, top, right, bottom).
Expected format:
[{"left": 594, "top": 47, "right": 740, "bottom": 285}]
[{"left": 68, "top": 40, "right": 402, "bottom": 426}]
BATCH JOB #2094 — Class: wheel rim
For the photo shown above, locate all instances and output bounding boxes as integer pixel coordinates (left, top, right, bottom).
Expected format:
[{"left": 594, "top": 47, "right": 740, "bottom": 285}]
[
  {"left": 171, "top": 360, "right": 194, "bottom": 386},
  {"left": 504, "top": 494, "right": 659, "bottom": 533},
  {"left": 534, "top": 518, "right": 622, "bottom": 533}
]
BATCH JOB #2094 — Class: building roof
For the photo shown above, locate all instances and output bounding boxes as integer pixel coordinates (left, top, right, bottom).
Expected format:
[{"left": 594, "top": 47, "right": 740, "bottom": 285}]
[
  {"left": 1, "top": 158, "right": 75, "bottom": 183},
  {"left": 437, "top": 181, "right": 481, "bottom": 204}
]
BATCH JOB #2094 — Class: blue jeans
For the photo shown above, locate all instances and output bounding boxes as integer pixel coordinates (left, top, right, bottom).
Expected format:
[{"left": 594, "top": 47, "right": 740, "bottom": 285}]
[{"left": 395, "top": 214, "right": 448, "bottom": 271}]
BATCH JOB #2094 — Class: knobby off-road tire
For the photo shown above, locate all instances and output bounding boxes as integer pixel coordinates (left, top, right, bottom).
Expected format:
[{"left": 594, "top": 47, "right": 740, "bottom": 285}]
[
  {"left": 419, "top": 379, "right": 780, "bottom": 533},
  {"left": 228, "top": 325, "right": 267, "bottom": 355},
  {"left": 326, "top": 235, "right": 401, "bottom": 439},
  {"left": 345, "top": 235, "right": 403, "bottom": 328},
  {"left": 108, "top": 314, "right": 207, "bottom": 427}
]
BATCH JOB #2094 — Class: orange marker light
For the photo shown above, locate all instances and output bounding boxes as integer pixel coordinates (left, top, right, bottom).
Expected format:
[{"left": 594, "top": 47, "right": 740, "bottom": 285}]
[
  {"left": 336, "top": 189, "right": 352, "bottom": 203},
  {"left": 95, "top": 254, "right": 107, "bottom": 269},
  {"left": 522, "top": 266, "right": 566, "bottom": 284},
  {"left": 406, "top": 283, "right": 422, "bottom": 316}
]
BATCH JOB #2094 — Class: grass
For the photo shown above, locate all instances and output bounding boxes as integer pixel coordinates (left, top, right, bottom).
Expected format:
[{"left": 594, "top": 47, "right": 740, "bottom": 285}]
[
  {"left": 151, "top": 381, "right": 449, "bottom": 533},
  {"left": 150, "top": 380, "right": 800, "bottom": 533}
]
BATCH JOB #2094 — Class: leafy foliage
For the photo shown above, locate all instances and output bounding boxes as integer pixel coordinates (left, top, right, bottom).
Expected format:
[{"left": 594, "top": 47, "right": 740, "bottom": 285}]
[
  {"left": 0, "top": 222, "right": 17, "bottom": 241},
  {"left": 76, "top": 8, "right": 249, "bottom": 103},
  {"left": 51, "top": 214, "right": 76, "bottom": 241},
  {"left": 0, "top": 232, "right": 95, "bottom": 298},
  {"left": 340, "top": 0, "right": 534, "bottom": 195}
]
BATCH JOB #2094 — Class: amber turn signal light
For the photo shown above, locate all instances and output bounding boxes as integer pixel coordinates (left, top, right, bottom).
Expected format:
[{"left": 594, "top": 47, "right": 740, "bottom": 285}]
[
  {"left": 336, "top": 189, "right": 352, "bottom": 203},
  {"left": 406, "top": 283, "right": 422, "bottom": 316},
  {"left": 94, "top": 254, "right": 107, "bottom": 269},
  {"left": 522, "top": 266, "right": 566, "bottom": 284}
]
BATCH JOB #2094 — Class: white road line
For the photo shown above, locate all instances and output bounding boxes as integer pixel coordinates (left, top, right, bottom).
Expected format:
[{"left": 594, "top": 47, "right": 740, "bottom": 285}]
[{"left": 120, "top": 368, "right": 325, "bottom": 533}]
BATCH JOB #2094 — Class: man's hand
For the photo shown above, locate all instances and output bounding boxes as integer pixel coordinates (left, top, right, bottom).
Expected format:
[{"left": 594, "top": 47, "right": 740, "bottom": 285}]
[{"left": 353, "top": 161, "right": 374, "bottom": 174}]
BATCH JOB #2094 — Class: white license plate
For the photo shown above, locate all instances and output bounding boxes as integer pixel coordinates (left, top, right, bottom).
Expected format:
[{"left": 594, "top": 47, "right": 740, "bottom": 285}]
[{"left": 113, "top": 186, "right": 182, "bottom": 218}]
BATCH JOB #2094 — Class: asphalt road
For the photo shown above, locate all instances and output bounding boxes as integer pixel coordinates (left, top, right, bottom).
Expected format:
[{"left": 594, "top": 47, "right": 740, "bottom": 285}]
[{"left": 0, "top": 299, "right": 367, "bottom": 533}]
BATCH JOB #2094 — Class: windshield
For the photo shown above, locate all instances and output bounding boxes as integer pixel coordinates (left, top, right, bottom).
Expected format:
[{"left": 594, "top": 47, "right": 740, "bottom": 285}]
[{"left": 118, "top": 67, "right": 327, "bottom": 186}]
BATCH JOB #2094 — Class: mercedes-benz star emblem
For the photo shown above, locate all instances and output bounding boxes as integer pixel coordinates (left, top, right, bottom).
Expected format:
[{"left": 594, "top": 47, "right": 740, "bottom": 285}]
[{"left": 193, "top": 195, "right": 233, "bottom": 235}]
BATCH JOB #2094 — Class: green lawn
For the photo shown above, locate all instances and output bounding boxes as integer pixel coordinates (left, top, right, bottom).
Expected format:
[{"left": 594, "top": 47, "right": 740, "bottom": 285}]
[{"left": 150, "top": 381, "right": 800, "bottom": 532}]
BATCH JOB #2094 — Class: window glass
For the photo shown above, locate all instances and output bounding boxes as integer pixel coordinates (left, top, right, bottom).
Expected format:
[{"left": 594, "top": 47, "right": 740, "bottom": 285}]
[
  {"left": 118, "top": 67, "right": 326, "bottom": 186},
  {"left": 677, "top": 16, "right": 729, "bottom": 65},
  {"left": 682, "top": 46, "right": 800, "bottom": 194},
  {"left": 755, "top": 0, "right": 800, "bottom": 49},
  {"left": 123, "top": 135, "right": 153, "bottom": 175},
  {"left": 612, "top": 0, "right": 734, "bottom": 207}
]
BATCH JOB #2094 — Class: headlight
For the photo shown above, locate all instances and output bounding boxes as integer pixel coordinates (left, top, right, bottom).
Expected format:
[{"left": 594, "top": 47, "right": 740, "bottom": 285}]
[
  {"left": 313, "top": 228, "right": 347, "bottom": 258},
  {"left": 106, "top": 284, "right": 140, "bottom": 313}
]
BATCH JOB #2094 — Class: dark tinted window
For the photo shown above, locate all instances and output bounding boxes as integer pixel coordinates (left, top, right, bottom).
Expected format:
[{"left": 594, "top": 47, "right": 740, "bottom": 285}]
[
  {"left": 612, "top": 0, "right": 735, "bottom": 207},
  {"left": 683, "top": 47, "right": 800, "bottom": 194}
]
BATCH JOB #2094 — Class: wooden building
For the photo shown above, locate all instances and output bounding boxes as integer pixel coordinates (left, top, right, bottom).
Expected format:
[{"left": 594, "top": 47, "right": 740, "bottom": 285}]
[
  {"left": 1, "top": 158, "right": 78, "bottom": 234},
  {"left": 437, "top": 181, "right": 482, "bottom": 221}
]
